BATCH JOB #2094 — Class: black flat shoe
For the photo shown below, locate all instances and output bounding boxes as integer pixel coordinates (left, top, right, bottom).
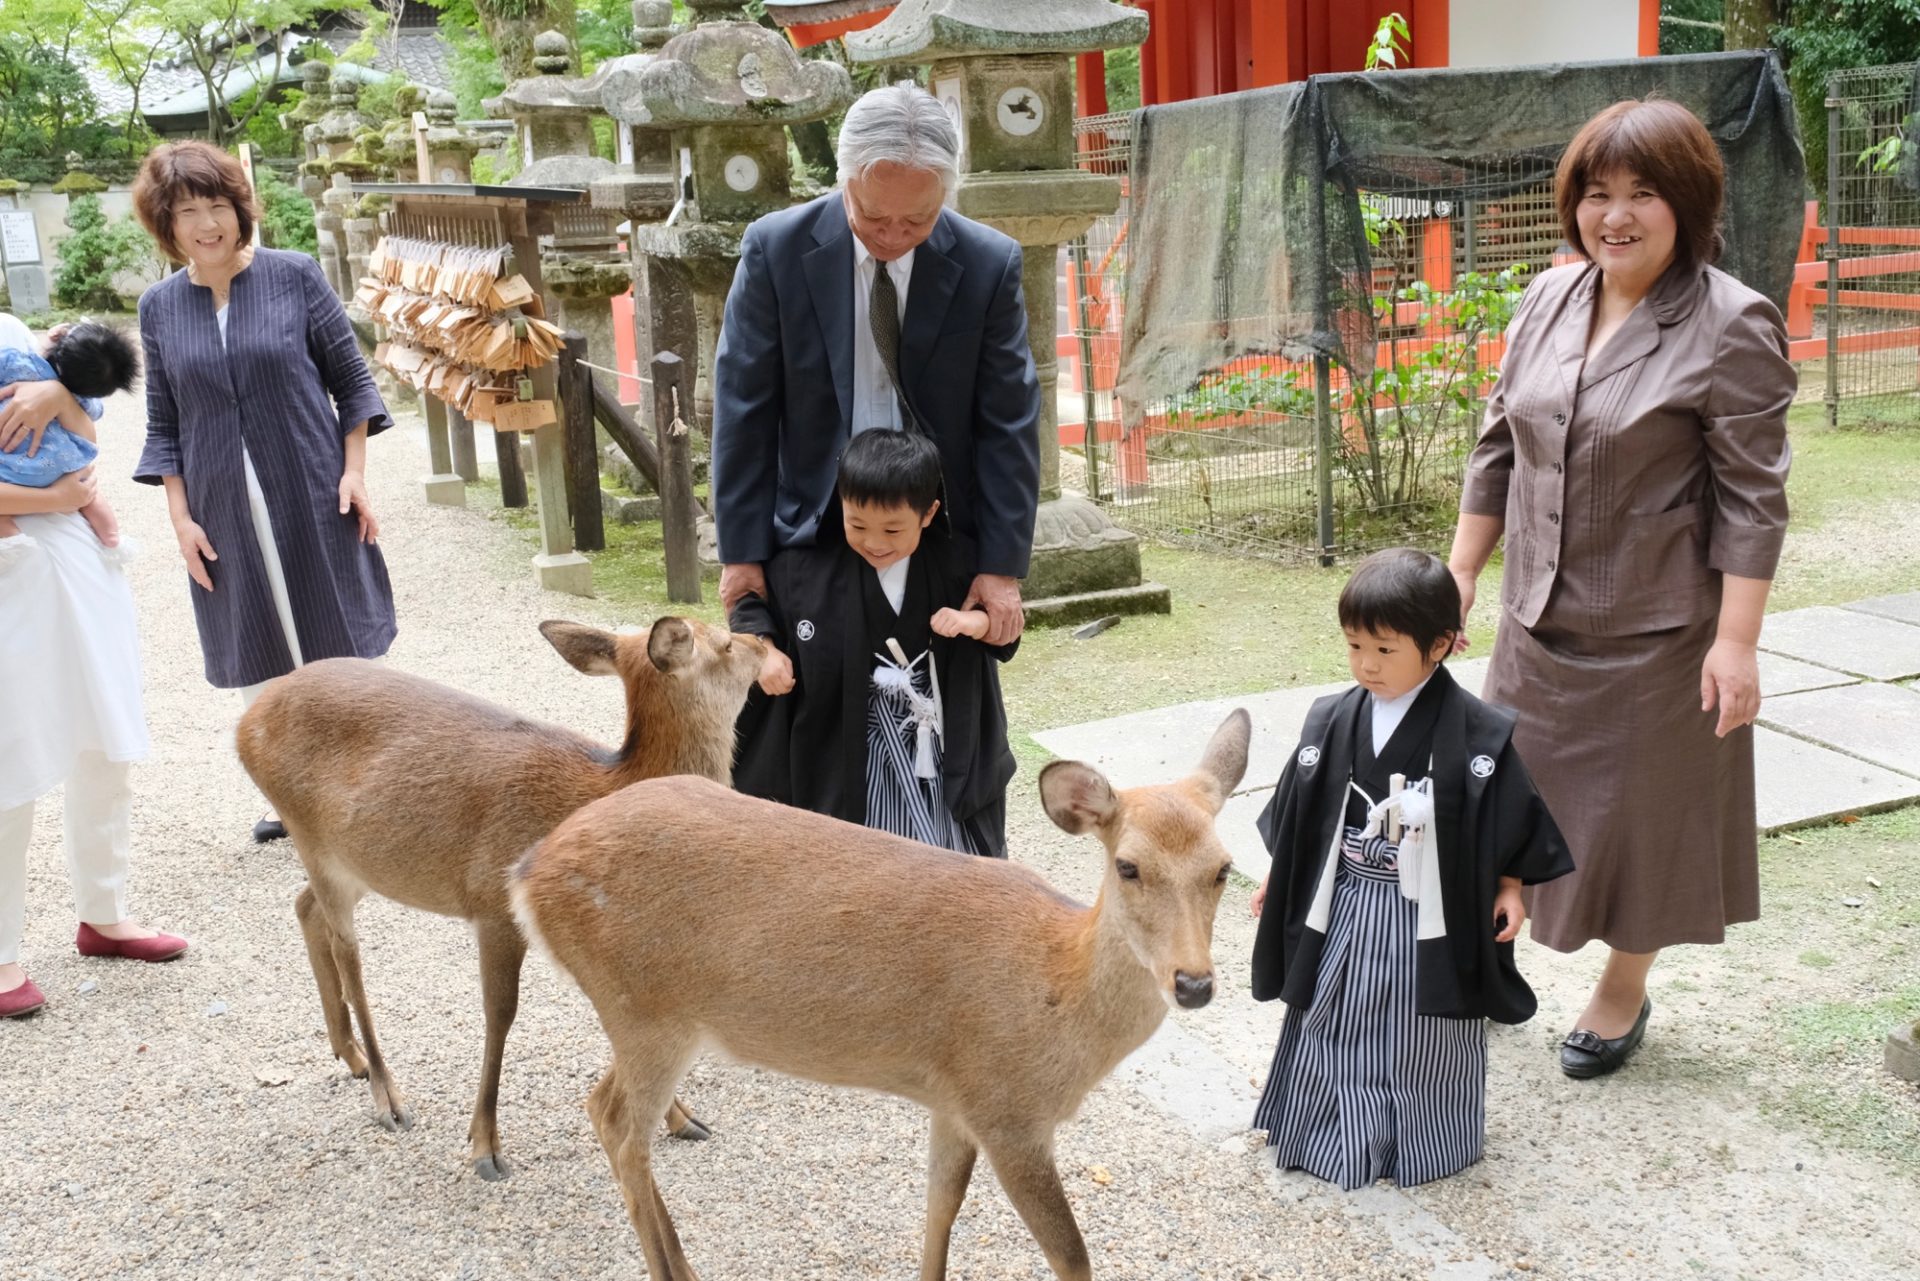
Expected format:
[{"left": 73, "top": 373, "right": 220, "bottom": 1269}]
[
  {"left": 1559, "top": 998, "right": 1651, "bottom": 1079},
  {"left": 252, "top": 817, "right": 288, "bottom": 844}
]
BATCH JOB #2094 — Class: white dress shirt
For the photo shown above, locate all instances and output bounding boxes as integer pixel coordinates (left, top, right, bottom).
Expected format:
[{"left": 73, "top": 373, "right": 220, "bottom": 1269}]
[
  {"left": 876, "top": 556, "right": 910, "bottom": 614},
  {"left": 1369, "top": 671, "right": 1436, "bottom": 756},
  {"left": 851, "top": 236, "right": 915, "bottom": 434}
]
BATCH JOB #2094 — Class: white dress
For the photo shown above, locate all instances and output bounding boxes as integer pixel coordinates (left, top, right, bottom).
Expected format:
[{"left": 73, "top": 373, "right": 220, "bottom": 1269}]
[{"left": 0, "top": 511, "right": 150, "bottom": 810}]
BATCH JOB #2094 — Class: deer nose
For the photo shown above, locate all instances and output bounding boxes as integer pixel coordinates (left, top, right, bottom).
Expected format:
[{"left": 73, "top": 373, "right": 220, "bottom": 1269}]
[{"left": 1173, "top": 971, "right": 1214, "bottom": 1009}]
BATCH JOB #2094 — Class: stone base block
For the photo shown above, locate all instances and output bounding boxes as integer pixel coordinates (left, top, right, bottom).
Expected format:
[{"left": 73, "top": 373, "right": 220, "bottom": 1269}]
[
  {"left": 1888, "top": 1023, "right": 1920, "bottom": 1084},
  {"left": 422, "top": 474, "right": 467, "bottom": 507},
  {"left": 534, "top": 551, "right": 594, "bottom": 597},
  {"left": 1024, "top": 582, "right": 1172, "bottom": 629},
  {"left": 602, "top": 488, "right": 662, "bottom": 524}
]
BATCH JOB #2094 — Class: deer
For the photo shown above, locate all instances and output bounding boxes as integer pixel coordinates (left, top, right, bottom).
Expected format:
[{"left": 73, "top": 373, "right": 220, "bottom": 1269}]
[
  {"left": 235, "top": 617, "right": 764, "bottom": 1182},
  {"left": 510, "top": 708, "right": 1251, "bottom": 1281}
]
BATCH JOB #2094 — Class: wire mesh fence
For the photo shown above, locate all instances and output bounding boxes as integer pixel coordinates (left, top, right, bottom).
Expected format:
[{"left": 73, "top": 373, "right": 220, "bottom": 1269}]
[
  {"left": 1067, "top": 112, "right": 1569, "bottom": 563},
  {"left": 1820, "top": 64, "right": 1920, "bottom": 429}
]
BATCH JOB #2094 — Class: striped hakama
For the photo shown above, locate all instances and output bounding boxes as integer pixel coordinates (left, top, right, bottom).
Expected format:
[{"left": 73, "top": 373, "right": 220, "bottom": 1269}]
[
  {"left": 864, "top": 657, "right": 980, "bottom": 855},
  {"left": 1253, "top": 824, "right": 1487, "bottom": 1190}
]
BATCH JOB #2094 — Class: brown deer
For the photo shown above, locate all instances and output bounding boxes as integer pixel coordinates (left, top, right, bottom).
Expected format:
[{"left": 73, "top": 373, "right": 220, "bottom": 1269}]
[
  {"left": 235, "top": 617, "right": 763, "bottom": 1181},
  {"left": 511, "top": 709, "right": 1251, "bottom": 1280}
]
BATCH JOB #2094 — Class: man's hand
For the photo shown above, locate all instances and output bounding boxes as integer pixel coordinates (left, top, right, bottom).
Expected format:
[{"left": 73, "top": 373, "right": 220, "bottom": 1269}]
[
  {"left": 721, "top": 562, "right": 767, "bottom": 613},
  {"left": 0, "top": 380, "right": 76, "bottom": 456},
  {"left": 962, "top": 573, "right": 1023, "bottom": 646}
]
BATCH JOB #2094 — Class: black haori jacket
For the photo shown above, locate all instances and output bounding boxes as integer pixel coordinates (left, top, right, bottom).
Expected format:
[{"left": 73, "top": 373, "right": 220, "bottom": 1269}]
[
  {"left": 727, "top": 521, "right": 1018, "bottom": 856},
  {"left": 1249, "top": 664, "right": 1574, "bottom": 1024}
]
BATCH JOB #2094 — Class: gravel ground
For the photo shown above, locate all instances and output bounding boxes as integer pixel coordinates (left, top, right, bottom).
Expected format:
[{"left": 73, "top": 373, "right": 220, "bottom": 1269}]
[{"left": 3, "top": 389, "right": 1917, "bottom": 1281}]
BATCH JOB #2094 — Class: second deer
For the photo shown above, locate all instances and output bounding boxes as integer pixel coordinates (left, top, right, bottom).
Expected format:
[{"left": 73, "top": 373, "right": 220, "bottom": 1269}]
[
  {"left": 236, "top": 617, "right": 762, "bottom": 1180},
  {"left": 512, "top": 708, "right": 1251, "bottom": 1280}
]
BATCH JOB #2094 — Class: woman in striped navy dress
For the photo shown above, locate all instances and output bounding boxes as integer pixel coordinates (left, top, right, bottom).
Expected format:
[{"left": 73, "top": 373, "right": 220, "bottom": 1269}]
[
  {"left": 1249, "top": 549, "right": 1573, "bottom": 1190},
  {"left": 129, "top": 142, "right": 394, "bottom": 843}
]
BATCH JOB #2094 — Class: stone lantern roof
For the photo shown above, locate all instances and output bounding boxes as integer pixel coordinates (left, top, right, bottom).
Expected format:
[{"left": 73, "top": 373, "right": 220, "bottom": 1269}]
[
  {"left": 846, "top": 0, "right": 1148, "bottom": 62},
  {"left": 483, "top": 30, "right": 616, "bottom": 188},
  {"left": 599, "top": 0, "right": 851, "bottom": 129},
  {"left": 315, "top": 74, "right": 378, "bottom": 146}
]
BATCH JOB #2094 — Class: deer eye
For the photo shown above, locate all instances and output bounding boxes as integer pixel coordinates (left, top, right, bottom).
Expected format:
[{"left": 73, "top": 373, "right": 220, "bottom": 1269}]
[
  {"left": 1115, "top": 860, "right": 1140, "bottom": 881},
  {"left": 1215, "top": 864, "right": 1231, "bottom": 885}
]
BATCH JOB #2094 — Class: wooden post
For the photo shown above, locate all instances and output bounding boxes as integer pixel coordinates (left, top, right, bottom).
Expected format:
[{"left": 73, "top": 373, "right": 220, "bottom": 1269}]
[
  {"left": 421, "top": 394, "right": 464, "bottom": 506},
  {"left": 652, "top": 351, "right": 702, "bottom": 604},
  {"left": 450, "top": 405, "right": 479, "bottom": 482},
  {"left": 558, "top": 332, "right": 605, "bottom": 552},
  {"left": 495, "top": 429, "right": 529, "bottom": 508},
  {"left": 591, "top": 377, "right": 671, "bottom": 503}
]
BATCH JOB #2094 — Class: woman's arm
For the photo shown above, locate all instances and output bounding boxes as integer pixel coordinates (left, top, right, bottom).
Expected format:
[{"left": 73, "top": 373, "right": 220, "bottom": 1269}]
[
  {"left": 0, "top": 469, "right": 97, "bottom": 516},
  {"left": 337, "top": 421, "right": 379, "bottom": 543},
  {"left": 1701, "top": 574, "right": 1770, "bottom": 738},
  {"left": 162, "top": 474, "right": 218, "bottom": 591},
  {"left": 299, "top": 255, "right": 392, "bottom": 438},
  {"left": 0, "top": 379, "right": 95, "bottom": 452},
  {"left": 133, "top": 294, "right": 185, "bottom": 486}
]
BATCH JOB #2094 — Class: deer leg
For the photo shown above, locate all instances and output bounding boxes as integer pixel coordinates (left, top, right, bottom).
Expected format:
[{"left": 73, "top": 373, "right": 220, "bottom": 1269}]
[
  {"left": 980, "top": 1136, "right": 1091, "bottom": 1281},
  {"left": 664, "top": 1096, "right": 711, "bottom": 1141},
  {"left": 595, "top": 1032, "right": 702, "bottom": 1281},
  {"left": 468, "top": 916, "right": 526, "bottom": 1181},
  {"left": 920, "top": 1112, "right": 978, "bottom": 1281},
  {"left": 310, "top": 875, "right": 412, "bottom": 1133},
  {"left": 294, "top": 883, "right": 366, "bottom": 1077}
]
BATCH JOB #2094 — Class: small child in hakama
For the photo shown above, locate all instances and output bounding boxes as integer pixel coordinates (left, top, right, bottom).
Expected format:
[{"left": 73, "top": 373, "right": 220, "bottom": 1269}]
[
  {"left": 1249, "top": 548, "right": 1574, "bottom": 1189},
  {"left": 728, "top": 428, "right": 1017, "bottom": 856}
]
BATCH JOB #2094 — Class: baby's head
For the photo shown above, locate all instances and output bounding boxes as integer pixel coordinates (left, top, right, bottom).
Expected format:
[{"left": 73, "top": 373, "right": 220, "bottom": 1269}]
[
  {"left": 45, "top": 322, "right": 140, "bottom": 400},
  {"left": 1338, "top": 548, "right": 1461, "bottom": 701},
  {"left": 836, "top": 428, "right": 943, "bottom": 572}
]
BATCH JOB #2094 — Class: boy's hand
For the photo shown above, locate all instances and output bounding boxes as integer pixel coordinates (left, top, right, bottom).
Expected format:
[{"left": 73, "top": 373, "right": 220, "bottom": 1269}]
[
  {"left": 931, "top": 607, "right": 990, "bottom": 640},
  {"left": 757, "top": 646, "right": 794, "bottom": 696},
  {"left": 1492, "top": 877, "right": 1526, "bottom": 943},
  {"left": 1250, "top": 878, "right": 1269, "bottom": 918}
]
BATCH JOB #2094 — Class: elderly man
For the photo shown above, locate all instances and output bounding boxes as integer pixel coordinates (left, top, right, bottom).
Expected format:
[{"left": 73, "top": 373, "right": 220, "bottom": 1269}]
[{"left": 710, "top": 83, "right": 1042, "bottom": 645}]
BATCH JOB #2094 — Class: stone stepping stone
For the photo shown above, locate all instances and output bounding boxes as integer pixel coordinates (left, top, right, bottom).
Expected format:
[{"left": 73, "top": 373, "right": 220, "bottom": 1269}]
[
  {"left": 1846, "top": 591, "right": 1920, "bottom": 627},
  {"left": 1760, "top": 682, "right": 1920, "bottom": 779},
  {"left": 1753, "top": 726, "right": 1920, "bottom": 831},
  {"left": 1758, "top": 606, "right": 1920, "bottom": 681},
  {"left": 1757, "top": 650, "right": 1858, "bottom": 697}
]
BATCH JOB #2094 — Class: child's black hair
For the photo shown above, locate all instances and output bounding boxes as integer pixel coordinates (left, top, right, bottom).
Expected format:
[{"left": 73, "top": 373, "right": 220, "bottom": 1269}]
[
  {"left": 1337, "top": 547, "right": 1461, "bottom": 659},
  {"left": 836, "top": 428, "right": 943, "bottom": 515},
  {"left": 45, "top": 322, "right": 140, "bottom": 400}
]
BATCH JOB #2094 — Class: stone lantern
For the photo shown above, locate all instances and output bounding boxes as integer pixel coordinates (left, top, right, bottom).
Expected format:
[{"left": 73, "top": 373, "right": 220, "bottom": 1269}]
[
  {"left": 850, "top": 0, "right": 1167, "bottom": 622},
  {"left": 483, "top": 31, "right": 632, "bottom": 380},
  {"left": 304, "top": 75, "right": 383, "bottom": 301},
  {"left": 600, "top": 0, "right": 853, "bottom": 425},
  {"left": 588, "top": 0, "right": 683, "bottom": 414},
  {"left": 375, "top": 84, "right": 430, "bottom": 182},
  {"left": 415, "top": 90, "right": 489, "bottom": 185},
  {"left": 288, "top": 61, "right": 334, "bottom": 201}
]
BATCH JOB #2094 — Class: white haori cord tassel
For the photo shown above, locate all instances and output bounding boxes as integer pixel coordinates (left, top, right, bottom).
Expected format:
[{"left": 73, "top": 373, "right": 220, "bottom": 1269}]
[
  {"left": 1360, "top": 768, "right": 1448, "bottom": 941},
  {"left": 874, "top": 638, "right": 945, "bottom": 779}
]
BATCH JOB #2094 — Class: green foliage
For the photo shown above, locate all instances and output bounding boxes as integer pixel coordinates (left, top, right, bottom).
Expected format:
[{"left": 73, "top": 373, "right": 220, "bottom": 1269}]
[
  {"left": 431, "top": 0, "right": 509, "bottom": 117},
  {"left": 52, "top": 194, "right": 154, "bottom": 311},
  {"left": 1774, "top": 0, "right": 1920, "bottom": 192},
  {"left": 1337, "top": 264, "right": 1532, "bottom": 511},
  {"left": 256, "top": 165, "right": 317, "bottom": 254},
  {"left": 231, "top": 86, "right": 305, "bottom": 158},
  {"left": 0, "top": 38, "right": 119, "bottom": 183},
  {"left": 1104, "top": 47, "right": 1141, "bottom": 114},
  {"left": 1660, "top": 0, "right": 1724, "bottom": 56},
  {"left": 577, "top": 0, "right": 633, "bottom": 72},
  {"left": 1364, "top": 11, "right": 1410, "bottom": 71}
]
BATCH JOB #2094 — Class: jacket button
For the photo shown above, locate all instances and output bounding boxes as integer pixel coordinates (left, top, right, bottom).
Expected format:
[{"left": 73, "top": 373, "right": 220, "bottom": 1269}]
[
  {"left": 1547, "top": 559, "right": 1556, "bottom": 571},
  {"left": 1552, "top": 461, "right": 1563, "bottom": 474},
  {"left": 1548, "top": 511, "right": 1560, "bottom": 524},
  {"left": 1553, "top": 412, "right": 1566, "bottom": 425}
]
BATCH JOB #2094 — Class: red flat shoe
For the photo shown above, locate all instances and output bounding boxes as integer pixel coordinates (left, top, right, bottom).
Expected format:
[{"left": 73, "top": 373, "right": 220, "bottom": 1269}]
[
  {"left": 1, "top": 976, "right": 47, "bottom": 1018},
  {"left": 75, "top": 922, "right": 189, "bottom": 963}
]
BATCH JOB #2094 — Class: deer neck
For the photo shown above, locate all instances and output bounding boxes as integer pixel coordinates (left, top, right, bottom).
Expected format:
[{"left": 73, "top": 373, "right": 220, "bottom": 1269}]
[
  {"left": 610, "top": 679, "right": 737, "bottom": 788},
  {"left": 1054, "top": 888, "right": 1172, "bottom": 1076}
]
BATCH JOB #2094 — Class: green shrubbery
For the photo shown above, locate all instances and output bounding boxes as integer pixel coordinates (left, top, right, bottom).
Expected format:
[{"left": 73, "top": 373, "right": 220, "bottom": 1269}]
[{"left": 51, "top": 195, "right": 156, "bottom": 311}]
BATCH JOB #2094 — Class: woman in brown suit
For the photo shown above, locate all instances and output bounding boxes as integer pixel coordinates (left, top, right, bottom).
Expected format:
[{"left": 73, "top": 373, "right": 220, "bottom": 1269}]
[{"left": 1447, "top": 99, "right": 1793, "bottom": 1078}]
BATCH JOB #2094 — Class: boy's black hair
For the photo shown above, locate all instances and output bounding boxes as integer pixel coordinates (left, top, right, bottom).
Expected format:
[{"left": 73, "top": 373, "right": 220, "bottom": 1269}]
[
  {"left": 46, "top": 321, "right": 140, "bottom": 400},
  {"left": 836, "top": 427, "right": 943, "bottom": 514},
  {"left": 1337, "top": 547, "right": 1461, "bottom": 659}
]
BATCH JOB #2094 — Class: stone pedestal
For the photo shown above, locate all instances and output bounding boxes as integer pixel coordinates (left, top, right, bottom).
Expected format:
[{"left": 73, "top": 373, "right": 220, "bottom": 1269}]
[
  {"left": 1889, "top": 1022, "right": 1920, "bottom": 1084},
  {"left": 851, "top": 0, "right": 1164, "bottom": 624},
  {"left": 545, "top": 255, "right": 633, "bottom": 392}
]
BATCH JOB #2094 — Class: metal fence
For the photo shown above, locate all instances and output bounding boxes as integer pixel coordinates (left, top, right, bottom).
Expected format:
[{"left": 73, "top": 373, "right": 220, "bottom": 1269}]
[
  {"left": 1067, "top": 112, "right": 1567, "bottom": 563},
  {"left": 1821, "top": 64, "right": 1920, "bottom": 427}
]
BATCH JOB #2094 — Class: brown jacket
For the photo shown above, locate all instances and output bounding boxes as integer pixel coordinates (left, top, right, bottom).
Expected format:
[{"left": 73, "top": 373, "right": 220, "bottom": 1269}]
[{"left": 1460, "top": 260, "right": 1794, "bottom": 636}]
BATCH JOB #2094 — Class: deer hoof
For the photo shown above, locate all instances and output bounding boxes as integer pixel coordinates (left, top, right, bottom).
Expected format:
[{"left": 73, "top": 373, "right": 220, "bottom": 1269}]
[
  {"left": 472, "top": 1154, "right": 513, "bottom": 1182},
  {"left": 374, "top": 1100, "right": 415, "bottom": 1133},
  {"left": 671, "top": 1116, "right": 712, "bottom": 1142}
]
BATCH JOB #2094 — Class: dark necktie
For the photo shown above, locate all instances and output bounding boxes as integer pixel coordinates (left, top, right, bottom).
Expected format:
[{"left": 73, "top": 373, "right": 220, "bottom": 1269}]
[{"left": 868, "top": 258, "right": 917, "bottom": 430}]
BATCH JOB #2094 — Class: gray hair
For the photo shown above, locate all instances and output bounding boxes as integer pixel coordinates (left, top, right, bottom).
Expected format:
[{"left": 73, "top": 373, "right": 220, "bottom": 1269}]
[{"left": 835, "top": 82, "right": 961, "bottom": 199}]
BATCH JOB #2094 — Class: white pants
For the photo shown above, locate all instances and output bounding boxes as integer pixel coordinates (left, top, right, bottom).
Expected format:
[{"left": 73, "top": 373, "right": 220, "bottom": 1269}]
[
  {"left": 0, "top": 752, "right": 132, "bottom": 966},
  {"left": 239, "top": 447, "right": 305, "bottom": 707}
]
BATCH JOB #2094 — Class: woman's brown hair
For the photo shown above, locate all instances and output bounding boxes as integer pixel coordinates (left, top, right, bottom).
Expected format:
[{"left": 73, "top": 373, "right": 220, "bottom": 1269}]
[
  {"left": 131, "top": 140, "right": 262, "bottom": 263},
  {"left": 1555, "top": 98, "right": 1725, "bottom": 269}
]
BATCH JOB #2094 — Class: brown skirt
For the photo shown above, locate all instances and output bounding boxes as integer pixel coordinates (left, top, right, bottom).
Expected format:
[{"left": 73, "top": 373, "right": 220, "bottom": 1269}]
[{"left": 1484, "top": 612, "right": 1759, "bottom": 954}]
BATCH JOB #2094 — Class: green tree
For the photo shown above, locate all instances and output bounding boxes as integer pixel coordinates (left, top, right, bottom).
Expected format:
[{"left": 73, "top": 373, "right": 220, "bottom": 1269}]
[
  {"left": 154, "top": 0, "right": 371, "bottom": 146},
  {"left": 1774, "top": 0, "right": 1920, "bottom": 191},
  {"left": 53, "top": 195, "right": 155, "bottom": 310}
]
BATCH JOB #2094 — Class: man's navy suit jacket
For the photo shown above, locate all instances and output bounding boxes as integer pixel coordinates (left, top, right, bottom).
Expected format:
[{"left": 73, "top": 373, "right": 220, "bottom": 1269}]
[{"left": 710, "top": 192, "right": 1042, "bottom": 579}]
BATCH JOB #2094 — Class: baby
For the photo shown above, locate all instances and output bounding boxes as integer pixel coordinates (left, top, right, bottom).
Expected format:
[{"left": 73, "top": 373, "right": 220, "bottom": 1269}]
[{"left": 0, "top": 320, "right": 140, "bottom": 554}]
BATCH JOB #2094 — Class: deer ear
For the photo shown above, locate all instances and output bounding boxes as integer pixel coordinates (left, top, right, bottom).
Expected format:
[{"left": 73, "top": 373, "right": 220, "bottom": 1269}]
[
  {"left": 646, "top": 617, "right": 696, "bottom": 673},
  {"left": 540, "top": 620, "right": 620, "bottom": 676},
  {"left": 1191, "top": 709, "right": 1251, "bottom": 811},
  {"left": 1039, "top": 760, "right": 1118, "bottom": 835}
]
